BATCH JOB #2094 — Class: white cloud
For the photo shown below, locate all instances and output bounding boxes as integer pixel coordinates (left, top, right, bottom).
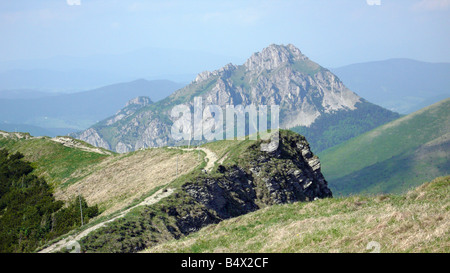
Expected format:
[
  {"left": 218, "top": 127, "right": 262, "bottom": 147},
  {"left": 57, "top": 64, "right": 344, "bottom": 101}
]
[{"left": 412, "top": 0, "right": 450, "bottom": 11}]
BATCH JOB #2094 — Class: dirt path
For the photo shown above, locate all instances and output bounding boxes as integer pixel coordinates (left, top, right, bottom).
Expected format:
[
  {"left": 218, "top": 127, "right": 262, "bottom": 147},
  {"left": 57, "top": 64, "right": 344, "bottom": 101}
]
[
  {"left": 39, "top": 146, "right": 218, "bottom": 253},
  {"left": 170, "top": 147, "right": 218, "bottom": 172},
  {"left": 199, "top": 147, "right": 218, "bottom": 172},
  {"left": 50, "top": 136, "right": 113, "bottom": 155},
  {"left": 39, "top": 187, "right": 174, "bottom": 253}
]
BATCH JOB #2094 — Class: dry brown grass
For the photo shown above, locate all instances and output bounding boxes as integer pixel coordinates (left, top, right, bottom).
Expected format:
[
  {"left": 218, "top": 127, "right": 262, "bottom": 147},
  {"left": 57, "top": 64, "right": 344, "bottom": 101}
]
[{"left": 55, "top": 148, "right": 199, "bottom": 216}]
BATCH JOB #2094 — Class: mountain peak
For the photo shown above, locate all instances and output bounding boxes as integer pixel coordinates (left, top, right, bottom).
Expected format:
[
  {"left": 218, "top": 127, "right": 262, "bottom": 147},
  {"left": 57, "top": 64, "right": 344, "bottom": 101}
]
[
  {"left": 124, "top": 96, "right": 152, "bottom": 108},
  {"left": 194, "top": 63, "right": 237, "bottom": 83},
  {"left": 244, "top": 43, "right": 307, "bottom": 71},
  {"left": 194, "top": 44, "right": 307, "bottom": 83},
  {"left": 75, "top": 44, "right": 399, "bottom": 153}
]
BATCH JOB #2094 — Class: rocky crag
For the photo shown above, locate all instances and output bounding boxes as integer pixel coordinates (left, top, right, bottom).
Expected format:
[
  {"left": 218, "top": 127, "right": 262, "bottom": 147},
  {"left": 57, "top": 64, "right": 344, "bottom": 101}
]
[{"left": 79, "top": 130, "right": 332, "bottom": 252}]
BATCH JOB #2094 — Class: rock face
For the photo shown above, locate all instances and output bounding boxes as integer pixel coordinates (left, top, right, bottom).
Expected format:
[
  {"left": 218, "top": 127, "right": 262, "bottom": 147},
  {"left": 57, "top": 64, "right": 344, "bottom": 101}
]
[
  {"left": 80, "top": 130, "right": 332, "bottom": 252},
  {"left": 244, "top": 43, "right": 307, "bottom": 71},
  {"left": 77, "top": 128, "right": 111, "bottom": 150},
  {"left": 194, "top": 44, "right": 360, "bottom": 128},
  {"left": 184, "top": 131, "right": 332, "bottom": 220},
  {"left": 105, "top": 96, "right": 152, "bottom": 126},
  {"left": 74, "top": 44, "right": 389, "bottom": 153},
  {"left": 124, "top": 96, "right": 152, "bottom": 108}
]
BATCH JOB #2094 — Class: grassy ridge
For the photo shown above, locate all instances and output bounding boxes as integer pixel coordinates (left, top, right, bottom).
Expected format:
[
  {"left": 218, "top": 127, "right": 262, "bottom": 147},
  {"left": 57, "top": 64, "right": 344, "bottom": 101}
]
[
  {"left": 0, "top": 132, "right": 201, "bottom": 219},
  {"left": 0, "top": 133, "right": 109, "bottom": 187},
  {"left": 145, "top": 176, "right": 450, "bottom": 253},
  {"left": 329, "top": 138, "right": 449, "bottom": 195},
  {"left": 319, "top": 98, "right": 450, "bottom": 195}
]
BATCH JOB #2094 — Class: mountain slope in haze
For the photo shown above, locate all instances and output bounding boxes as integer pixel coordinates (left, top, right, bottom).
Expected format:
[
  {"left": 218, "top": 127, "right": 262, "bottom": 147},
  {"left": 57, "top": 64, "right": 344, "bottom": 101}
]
[
  {"left": 0, "top": 69, "right": 122, "bottom": 93},
  {"left": 0, "top": 79, "right": 184, "bottom": 134},
  {"left": 319, "top": 98, "right": 450, "bottom": 196},
  {"left": 145, "top": 176, "right": 450, "bottom": 253},
  {"left": 75, "top": 44, "right": 399, "bottom": 153},
  {"left": 331, "top": 59, "right": 450, "bottom": 114}
]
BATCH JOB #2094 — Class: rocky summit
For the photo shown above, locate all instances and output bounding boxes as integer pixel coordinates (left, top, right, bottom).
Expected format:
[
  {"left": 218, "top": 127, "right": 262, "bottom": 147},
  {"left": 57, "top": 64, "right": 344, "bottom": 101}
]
[
  {"left": 74, "top": 44, "right": 397, "bottom": 153},
  {"left": 194, "top": 44, "right": 361, "bottom": 128}
]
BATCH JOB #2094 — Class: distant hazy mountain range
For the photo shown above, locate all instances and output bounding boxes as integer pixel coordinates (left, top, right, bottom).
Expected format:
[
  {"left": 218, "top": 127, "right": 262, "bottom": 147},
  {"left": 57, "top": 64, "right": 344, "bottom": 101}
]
[
  {"left": 3, "top": 48, "right": 448, "bottom": 151},
  {"left": 331, "top": 59, "right": 450, "bottom": 114},
  {"left": 74, "top": 44, "right": 399, "bottom": 153},
  {"left": 0, "top": 79, "right": 185, "bottom": 136},
  {"left": 0, "top": 47, "right": 237, "bottom": 91},
  {"left": 319, "top": 98, "right": 450, "bottom": 196}
]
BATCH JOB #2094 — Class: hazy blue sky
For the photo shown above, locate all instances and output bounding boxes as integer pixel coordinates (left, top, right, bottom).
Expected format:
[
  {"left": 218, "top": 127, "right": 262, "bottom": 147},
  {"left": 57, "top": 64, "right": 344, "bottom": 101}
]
[{"left": 1, "top": 0, "right": 449, "bottom": 68}]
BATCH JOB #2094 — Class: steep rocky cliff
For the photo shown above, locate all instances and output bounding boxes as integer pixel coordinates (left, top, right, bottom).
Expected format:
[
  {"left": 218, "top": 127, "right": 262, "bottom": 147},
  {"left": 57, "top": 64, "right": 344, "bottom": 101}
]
[{"left": 79, "top": 130, "right": 332, "bottom": 252}]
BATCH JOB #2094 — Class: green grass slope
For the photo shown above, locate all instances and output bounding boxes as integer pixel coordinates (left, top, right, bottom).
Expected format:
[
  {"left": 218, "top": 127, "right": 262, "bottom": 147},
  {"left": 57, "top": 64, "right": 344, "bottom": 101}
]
[
  {"left": 318, "top": 98, "right": 450, "bottom": 195},
  {"left": 0, "top": 131, "right": 111, "bottom": 187},
  {"left": 145, "top": 176, "right": 450, "bottom": 253},
  {"left": 290, "top": 100, "right": 400, "bottom": 153},
  {"left": 0, "top": 130, "right": 202, "bottom": 219}
]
